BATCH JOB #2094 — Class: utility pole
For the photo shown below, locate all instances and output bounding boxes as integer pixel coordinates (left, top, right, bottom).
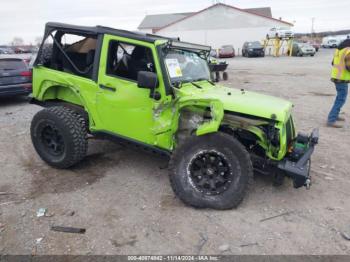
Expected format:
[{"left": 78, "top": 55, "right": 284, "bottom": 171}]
[{"left": 311, "top": 17, "right": 315, "bottom": 40}]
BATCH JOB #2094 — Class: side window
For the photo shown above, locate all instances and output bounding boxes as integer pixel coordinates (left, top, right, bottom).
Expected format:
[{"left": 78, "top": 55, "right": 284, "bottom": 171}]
[
  {"left": 106, "top": 40, "right": 155, "bottom": 81},
  {"left": 36, "top": 31, "right": 97, "bottom": 79}
]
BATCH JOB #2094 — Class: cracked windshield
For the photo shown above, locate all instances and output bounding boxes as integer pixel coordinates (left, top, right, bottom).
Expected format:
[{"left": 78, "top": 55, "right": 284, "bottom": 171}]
[{"left": 164, "top": 49, "right": 210, "bottom": 84}]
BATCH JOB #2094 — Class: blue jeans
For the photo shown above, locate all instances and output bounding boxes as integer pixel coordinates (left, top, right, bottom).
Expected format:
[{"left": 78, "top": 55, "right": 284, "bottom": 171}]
[{"left": 328, "top": 82, "right": 348, "bottom": 123}]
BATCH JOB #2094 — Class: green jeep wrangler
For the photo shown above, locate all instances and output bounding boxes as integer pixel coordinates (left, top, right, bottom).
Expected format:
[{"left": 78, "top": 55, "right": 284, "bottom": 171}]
[{"left": 30, "top": 22, "right": 318, "bottom": 209}]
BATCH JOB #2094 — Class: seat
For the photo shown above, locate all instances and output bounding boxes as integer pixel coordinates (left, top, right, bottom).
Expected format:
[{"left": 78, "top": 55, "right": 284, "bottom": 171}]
[{"left": 128, "top": 46, "right": 150, "bottom": 80}]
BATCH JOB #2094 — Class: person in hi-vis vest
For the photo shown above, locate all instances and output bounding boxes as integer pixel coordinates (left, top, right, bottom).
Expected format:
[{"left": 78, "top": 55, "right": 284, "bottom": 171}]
[{"left": 327, "top": 37, "right": 350, "bottom": 128}]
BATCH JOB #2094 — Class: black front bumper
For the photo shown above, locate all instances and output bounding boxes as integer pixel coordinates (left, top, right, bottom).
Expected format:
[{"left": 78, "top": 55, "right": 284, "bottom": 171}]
[
  {"left": 248, "top": 50, "right": 265, "bottom": 57},
  {"left": 277, "top": 129, "right": 319, "bottom": 188}
]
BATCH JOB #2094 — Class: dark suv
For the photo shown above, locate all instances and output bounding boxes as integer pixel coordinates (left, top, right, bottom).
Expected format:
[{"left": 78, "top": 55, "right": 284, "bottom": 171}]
[
  {"left": 242, "top": 41, "right": 265, "bottom": 57},
  {"left": 0, "top": 58, "right": 32, "bottom": 97}
]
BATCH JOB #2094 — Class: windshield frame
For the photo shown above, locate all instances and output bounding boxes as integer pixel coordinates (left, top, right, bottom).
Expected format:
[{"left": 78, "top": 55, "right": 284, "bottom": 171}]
[{"left": 161, "top": 44, "right": 212, "bottom": 87}]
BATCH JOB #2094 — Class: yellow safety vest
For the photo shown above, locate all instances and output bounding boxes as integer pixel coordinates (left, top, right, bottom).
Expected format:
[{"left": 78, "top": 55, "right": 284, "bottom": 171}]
[{"left": 331, "top": 47, "right": 350, "bottom": 81}]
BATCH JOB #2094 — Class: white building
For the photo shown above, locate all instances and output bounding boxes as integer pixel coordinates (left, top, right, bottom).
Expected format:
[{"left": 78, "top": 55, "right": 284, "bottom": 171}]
[{"left": 138, "top": 3, "right": 293, "bottom": 54}]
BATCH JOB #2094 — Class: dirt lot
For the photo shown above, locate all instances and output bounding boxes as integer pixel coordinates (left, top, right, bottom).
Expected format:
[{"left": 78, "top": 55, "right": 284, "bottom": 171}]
[{"left": 1, "top": 49, "right": 349, "bottom": 255}]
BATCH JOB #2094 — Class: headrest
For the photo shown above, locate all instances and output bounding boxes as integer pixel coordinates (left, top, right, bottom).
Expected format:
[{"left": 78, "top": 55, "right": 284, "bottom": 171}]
[{"left": 131, "top": 46, "right": 145, "bottom": 60}]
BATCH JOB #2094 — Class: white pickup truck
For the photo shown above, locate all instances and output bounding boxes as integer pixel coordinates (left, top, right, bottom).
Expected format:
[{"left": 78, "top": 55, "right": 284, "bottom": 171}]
[
  {"left": 266, "top": 27, "right": 294, "bottom": 39},
  {"left": 322, "top": 38, "right": 340, "bottom": 48}
]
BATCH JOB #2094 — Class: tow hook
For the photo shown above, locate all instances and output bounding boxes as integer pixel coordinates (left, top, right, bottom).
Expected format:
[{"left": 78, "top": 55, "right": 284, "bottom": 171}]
[{"left": 305, "top": 178, "right": 311, "bottom": 190}]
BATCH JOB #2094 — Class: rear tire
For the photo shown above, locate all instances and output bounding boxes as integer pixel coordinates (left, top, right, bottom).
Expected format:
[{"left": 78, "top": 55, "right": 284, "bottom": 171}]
[
  {"left": 169, "top": 133, "right": 253, "bottom": 209},
  {"left": 31, "top": 106, "right": 88, "bottom": 169}
]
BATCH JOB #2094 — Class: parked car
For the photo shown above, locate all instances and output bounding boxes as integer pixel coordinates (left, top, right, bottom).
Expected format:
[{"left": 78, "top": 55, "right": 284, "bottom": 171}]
[
  {"left": 0, "top": 58, "right": 32, "bottom": 97},
  {"left": 321, "top": 38, "right": 339, "bottom": 48},
  {"left": 290, "top": 43, "right": 316, "bottom": 57},
  {"left": 266, "top": 27, "right": 294, "bottom": 39},
  {"left": 0, "top": 47, "right": 14, "bottom": 54},
  {"left": 309, "top": 42, "right": 320, "bottom": 52},
  {"left": 242, "top": 41, "right": 265, "bottom": 57},
  {"left": 218, "top": 45, "right": 235, "bottom": 58}
]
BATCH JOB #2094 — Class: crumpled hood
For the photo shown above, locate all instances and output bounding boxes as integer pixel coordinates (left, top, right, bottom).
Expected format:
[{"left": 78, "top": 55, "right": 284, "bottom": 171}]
[{"left": 177, "top": 83, "right": 293, "bottom": 122}]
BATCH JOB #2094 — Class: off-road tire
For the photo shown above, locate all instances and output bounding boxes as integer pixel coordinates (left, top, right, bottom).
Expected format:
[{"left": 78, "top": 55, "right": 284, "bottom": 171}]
[
  {"left": 31, "top": 106, "right": 88, "bottom": 169},
  {"left": 169, "top": 133, "right": 253, "bottom": 209}
]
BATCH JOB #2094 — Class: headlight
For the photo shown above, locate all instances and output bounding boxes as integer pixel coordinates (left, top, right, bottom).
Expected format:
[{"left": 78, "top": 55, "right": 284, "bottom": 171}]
[{"left": 248, "top": 48, "right": 253, "bottom": 51}]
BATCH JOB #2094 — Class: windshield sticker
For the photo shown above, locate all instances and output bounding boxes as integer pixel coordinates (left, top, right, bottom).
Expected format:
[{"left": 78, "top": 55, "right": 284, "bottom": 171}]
[{"left": 165, "top": 58, "right": 182, "bottom": 78}]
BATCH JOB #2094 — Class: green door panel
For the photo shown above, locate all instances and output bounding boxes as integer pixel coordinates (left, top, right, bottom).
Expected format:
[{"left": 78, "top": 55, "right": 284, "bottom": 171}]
[{"left": 95, "top": 34, "right": 163, "bottom": 145}]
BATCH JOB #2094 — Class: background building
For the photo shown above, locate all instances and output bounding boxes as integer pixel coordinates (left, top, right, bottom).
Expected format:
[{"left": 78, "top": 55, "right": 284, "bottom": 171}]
[{"left": 138, "top": 3, "right": 293, "bottom": 53}]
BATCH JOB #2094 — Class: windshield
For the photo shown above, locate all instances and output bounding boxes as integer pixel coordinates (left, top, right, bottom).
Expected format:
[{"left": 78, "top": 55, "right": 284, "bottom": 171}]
[
  {"left": 248, "top": 42, "right": 262, "bottom": 48},
  {"left": 164, "top": 49, "right": 211, "bottom": 84}
]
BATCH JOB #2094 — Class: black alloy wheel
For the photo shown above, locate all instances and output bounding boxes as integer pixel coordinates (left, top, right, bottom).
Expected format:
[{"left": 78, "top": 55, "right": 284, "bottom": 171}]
[
  {"left": 40, "top": 123, "right": 65, "bottom": 157},
  {"left": 188, "top": 151, "right": 233, "bottom": 195}
]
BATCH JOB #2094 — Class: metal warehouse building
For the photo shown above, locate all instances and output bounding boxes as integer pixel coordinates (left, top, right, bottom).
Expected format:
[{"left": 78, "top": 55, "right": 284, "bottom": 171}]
[{"left": 138, "top": 3, "right": 293, "bottom": 52}]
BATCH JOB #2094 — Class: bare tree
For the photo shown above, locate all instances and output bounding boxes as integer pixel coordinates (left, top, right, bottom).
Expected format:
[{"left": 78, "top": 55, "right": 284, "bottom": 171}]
[
  {"left": 11, "top": 37, "right": 24, "bottom": 46},
  {"left": 35, "top": 36, "right": 43, "bottom": 47}
]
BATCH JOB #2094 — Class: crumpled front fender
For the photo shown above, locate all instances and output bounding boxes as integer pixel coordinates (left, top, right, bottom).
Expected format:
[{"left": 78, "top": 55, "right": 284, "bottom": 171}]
[{"left": 176, "top": 97, "right": 224, "bottom": 136}]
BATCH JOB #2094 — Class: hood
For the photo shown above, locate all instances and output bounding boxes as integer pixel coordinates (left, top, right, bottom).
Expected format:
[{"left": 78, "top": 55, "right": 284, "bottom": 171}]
[
  {"left": 300, "top": 44, "right": 314, "bottom": 49},
  {"left": 177, "top": 82, "right": 293, "bottom": 122}
]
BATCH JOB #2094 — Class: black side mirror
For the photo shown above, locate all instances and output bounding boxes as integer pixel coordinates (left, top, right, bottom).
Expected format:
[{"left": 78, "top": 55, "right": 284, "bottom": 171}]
[
  {"left": 137, "top": 71, "right": 158, "bottom": 90},
  {"left": 137, "top": 71, "right": 160, "bottom": 100}
]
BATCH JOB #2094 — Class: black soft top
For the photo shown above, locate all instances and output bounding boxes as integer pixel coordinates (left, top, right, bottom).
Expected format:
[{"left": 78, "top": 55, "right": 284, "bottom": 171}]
[{"left": 44, "top": 22, "right": 168, "bottom": 43}]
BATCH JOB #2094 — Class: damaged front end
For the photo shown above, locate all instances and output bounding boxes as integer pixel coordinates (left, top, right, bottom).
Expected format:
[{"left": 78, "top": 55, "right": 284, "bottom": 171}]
[
  {"left": 173, "top": 101, "right": 319, "bottom": 189},
  {"left": 277, "top": 129, "right": 319, "bottom": 188},
  {"left": 216, "top": 112, "right": 319, "bottom": 189},
  {"left": 175, "top": 97, "right": 224, "bottom": 140}
]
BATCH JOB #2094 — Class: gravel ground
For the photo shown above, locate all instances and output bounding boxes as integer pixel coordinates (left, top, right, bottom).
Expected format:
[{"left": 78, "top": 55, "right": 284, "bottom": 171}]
[{"left": 0, "top": 49, "right": 349, "bottom": 255}]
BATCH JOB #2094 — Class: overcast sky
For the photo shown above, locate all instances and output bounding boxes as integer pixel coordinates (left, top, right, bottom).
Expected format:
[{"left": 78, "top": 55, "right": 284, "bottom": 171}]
[{"left": 0, "top": 0, "right": 349, "bottom": 44}]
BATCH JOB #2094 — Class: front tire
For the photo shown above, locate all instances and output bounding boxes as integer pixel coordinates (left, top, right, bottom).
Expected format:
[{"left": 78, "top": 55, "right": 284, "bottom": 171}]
[
  {"left": 169, "top": 133, "right": 253, "bottom": 209},
  {"left": 31, "top": 106, "right": 88, "bottom": 169}
]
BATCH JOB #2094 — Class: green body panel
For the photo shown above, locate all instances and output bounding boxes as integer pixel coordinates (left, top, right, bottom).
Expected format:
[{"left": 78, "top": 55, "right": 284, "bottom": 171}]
[
  {"left": 32, "top": 34, "right": 296, "bottom": 161},
  {"left": 176, "top": 82, "right": 293, "bottom": 122}
]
